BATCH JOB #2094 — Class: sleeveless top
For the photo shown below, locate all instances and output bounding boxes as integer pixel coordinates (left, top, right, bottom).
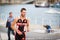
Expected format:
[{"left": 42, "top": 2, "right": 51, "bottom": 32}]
[{"left": 16, "top": 19, "right": 27, "bottom": 32}]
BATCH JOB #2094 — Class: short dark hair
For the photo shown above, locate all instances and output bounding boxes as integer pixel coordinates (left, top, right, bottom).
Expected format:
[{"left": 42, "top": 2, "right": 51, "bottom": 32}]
[
  {"left": 21, "top": 8, "right": 26, "bottom": 12},
  {"left": 9, "top": 12, "right": 12, "bottom": 14}
]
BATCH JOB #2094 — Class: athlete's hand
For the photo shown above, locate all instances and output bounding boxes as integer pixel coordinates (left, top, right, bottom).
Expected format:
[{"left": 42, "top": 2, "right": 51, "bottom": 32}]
[{"left": 17, "top": 30, "right": 22, "bottom": 35}]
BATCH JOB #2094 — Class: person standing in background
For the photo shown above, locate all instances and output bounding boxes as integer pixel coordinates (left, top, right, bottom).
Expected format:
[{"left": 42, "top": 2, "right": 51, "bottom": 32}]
[{"left": 6, "top": 12, "right": 14, "bottom": 40}]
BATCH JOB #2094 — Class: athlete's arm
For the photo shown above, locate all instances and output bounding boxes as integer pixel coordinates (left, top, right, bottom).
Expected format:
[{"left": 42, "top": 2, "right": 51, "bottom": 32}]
[
  {"left": 26, "top": 19, "right": 29, "bottom": 32},
  {"left": 11, "top": 18, "right": 17, "bottom": 32}
]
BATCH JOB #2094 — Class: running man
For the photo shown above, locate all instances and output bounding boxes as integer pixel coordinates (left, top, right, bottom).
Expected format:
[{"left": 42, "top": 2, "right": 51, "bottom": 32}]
[{"left": 11, "top": 8, "right": 29, "bottom": 40}]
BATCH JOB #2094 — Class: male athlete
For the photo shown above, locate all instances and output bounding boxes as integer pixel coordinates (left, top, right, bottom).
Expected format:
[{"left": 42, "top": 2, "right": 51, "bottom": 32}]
[{"left": 11, "top": 8, "right": 29, "bottom": 40}]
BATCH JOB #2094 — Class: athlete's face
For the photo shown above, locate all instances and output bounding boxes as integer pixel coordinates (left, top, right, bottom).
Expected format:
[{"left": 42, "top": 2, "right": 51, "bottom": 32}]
[{"left": 21, "top": 10, "right": 26, "bottom": 17}]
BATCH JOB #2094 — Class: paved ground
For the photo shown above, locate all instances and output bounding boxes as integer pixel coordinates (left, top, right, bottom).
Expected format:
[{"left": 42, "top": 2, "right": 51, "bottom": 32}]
[{"left": 0, "top": 25, "right": 60, "bottom": 40}]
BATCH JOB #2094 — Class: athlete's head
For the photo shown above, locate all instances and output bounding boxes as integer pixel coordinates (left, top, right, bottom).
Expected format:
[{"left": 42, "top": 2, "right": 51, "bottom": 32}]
[
  {"left": 9, "top": 12, "right": 13, "bottom": 17},
  {"left": 20, "top": 8, "right": 26, "bottom": 17}
]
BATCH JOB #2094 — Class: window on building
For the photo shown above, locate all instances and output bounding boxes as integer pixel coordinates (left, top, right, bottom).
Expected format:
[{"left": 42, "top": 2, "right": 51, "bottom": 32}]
[{"left": 48, "top": 0, "right": 55, "bottom": 4}]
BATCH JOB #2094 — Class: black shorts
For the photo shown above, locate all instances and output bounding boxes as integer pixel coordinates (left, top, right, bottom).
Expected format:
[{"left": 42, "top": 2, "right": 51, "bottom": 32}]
[{"left": 15, "top": 32, "right": 25, "bottom": 40}]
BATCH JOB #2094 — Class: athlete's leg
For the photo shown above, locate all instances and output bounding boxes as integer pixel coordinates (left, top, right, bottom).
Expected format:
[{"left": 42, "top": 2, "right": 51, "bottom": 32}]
[
  {"left": 15, "top": 33, "right": 22, "bottom": 40},
  {"left": 24, "top": 32, "right": 26, "bottom": 40},
  {"left": 21, "top": 32, "right": 26, "bottom": 40}
]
